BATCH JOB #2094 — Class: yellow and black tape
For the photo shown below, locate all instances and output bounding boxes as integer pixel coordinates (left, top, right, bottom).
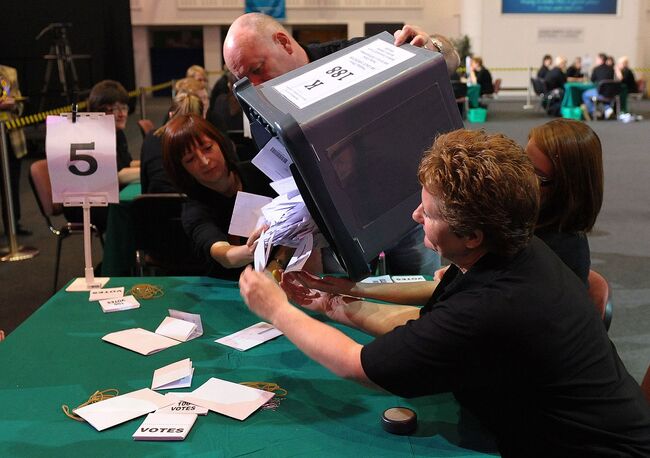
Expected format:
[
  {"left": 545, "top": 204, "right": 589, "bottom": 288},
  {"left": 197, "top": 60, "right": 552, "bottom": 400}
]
[{"left": 4, "top": 80, "right": 174, "bottom": 131}]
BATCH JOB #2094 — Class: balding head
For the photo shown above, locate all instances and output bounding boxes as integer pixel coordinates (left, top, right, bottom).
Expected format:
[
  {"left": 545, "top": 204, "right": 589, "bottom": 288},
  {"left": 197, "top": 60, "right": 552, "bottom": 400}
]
[{"left": 223, "top": 13, "right": 309, "bottom": 85}]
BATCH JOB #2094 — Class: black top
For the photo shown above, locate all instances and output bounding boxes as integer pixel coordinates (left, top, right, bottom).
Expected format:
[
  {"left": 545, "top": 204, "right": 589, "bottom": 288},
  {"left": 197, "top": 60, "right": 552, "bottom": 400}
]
[
  {"left": 116, "top": 129, "right": 133, "bottom": 171},
  {"left": 566, "top": 65, "right": 584, "bottom": 79},
  {"left": 536, "top": 230, "right": 590, "bottom": 284},
  {"left": 304, "top": 38, "right": 365, "bottom": 62},
  {"left": 140, "top": 132, "right": 178, "bottom": 194},
  {"left": 620, "top": 67, "right": 637, "bottom": 94},
  {"left": 181, "top": 161, "right": 276, "bottom": 280},
  {"left": 544, "top": 67, "right": 567, "bottom": 91},
  {"left": 474, "top": 67, "right": 494, "bottom": 95},
  {"left": 591, "top": 64, "right": 615, "bottom": 83},
  {"left": 361, "top": 237, "right": 650, "bottom": 457},
  {"left": 536, "top": 66, "right": 549, "bottom": 79}
]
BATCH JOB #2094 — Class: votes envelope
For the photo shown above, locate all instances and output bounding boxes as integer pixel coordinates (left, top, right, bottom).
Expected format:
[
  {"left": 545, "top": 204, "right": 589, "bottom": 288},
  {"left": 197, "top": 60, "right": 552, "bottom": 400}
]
[{"left": 132, "top": 412, "right": 197, "bottom": 441}]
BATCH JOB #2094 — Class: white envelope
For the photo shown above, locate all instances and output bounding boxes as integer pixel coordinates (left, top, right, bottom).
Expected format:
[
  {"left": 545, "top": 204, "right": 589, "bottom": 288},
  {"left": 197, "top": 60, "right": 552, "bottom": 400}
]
[
  {"left": 89, "top": 287, "right": 125, "bottom": 301},
  {"left": 99, "top": 295, "right": 140, "bottom": 313},
  {"left": 180, "top": 377, "right": 274, "bottom": 421},
  {"left": 215, "top": 322, "right": 283, "bottom": 352},
  {"left": 102, "top": 328, "right": 181, "bottom": 355},
  {"left": 155, "top": 317, "right": 197, "bottom": 342},
  {"left": 74, "top": 388, "right": 172, "bottom": 431},
  {"left": 132, "top": 412, "right": 197, "bottom": 441},
  {"left": 228, "top": 191, "right": 272, "bottom": 238},
  {"left": 391, "top": 275, "right": 427, "bottom": 283},
  {"left": 151, "top": 358, "right": 194, "bottom": 390},
  {"left": 158, "top": 393, "right": 209, "bottom": 415}
]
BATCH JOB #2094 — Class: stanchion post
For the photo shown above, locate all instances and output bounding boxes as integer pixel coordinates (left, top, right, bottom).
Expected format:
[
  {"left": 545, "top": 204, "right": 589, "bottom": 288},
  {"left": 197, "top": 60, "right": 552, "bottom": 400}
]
[
  {"left": 0, "top": 120, "right": 39, "bottom": 262},
  {"left": 139, "top": 87, "right": 147, "bottom": 120},
  {"left": 523, "top": 66, "right": 534, "bottom": 110}
]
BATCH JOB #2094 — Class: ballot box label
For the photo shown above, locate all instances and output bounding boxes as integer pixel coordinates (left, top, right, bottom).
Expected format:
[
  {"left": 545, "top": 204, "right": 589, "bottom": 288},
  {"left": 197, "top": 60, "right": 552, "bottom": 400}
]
[{"left": 273, "top": 39, "right": 414, "bottom": 109}]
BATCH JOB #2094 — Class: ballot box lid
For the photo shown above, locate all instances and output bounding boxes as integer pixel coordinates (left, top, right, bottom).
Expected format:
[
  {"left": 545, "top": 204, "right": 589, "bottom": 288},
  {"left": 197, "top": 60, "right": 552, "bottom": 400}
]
[{"left": 234, "top": 32, "right": 463, "bottom": 280}]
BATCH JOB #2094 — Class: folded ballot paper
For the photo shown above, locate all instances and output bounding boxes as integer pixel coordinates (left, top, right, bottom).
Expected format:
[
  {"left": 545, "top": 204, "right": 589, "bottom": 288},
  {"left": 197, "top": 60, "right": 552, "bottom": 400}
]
[
  {"left": 132, "top": 412, "right": 197, "bottom": 441},
  {"left": 151, "top": 358, "right": 194, "bottom": 390},
  {"left": 158, "top": 393, "right": 209, "bottom": 415},
  {"left": 74, "top": 388, "right": 173, "bottom": 431},
  {"left": 102, "top": 309, "right": 203, "bottom": 355},
  {"left": 180, "top": 377, "right": 275, "bottom": 421},
  {"left": 215, "top": 322, "right": 283, "bottom": 351}
]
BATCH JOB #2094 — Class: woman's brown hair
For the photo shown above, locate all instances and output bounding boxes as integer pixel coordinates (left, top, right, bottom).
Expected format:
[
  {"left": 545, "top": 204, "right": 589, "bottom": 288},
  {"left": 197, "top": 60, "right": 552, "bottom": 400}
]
[{"left": 529, "top": 119, "right": 603, "bottom": 232}]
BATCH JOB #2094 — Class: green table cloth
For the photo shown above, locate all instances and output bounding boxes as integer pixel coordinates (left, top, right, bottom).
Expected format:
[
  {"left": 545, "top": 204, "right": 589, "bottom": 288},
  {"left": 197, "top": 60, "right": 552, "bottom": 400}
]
[
  {"left": 0, "top": 276, "right": 495, "bottom": 457},
  {"left": 562, "top": 82, "right": 628, "bottom": 113}
]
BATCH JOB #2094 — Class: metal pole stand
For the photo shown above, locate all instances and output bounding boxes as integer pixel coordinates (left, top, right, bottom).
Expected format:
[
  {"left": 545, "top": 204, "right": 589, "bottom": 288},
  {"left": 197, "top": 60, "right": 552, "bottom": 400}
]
[
  {"left": 0, "top": 121, "right": 38, "bottom": 262},
  {"left": 523, "top": 66, "right": 534, "bottom": 110}
]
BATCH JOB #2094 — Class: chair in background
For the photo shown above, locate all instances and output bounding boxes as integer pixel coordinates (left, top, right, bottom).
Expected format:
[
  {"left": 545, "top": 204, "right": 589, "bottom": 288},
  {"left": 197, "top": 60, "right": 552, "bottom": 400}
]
[
  {"left": 587, "top": 270, "right": 613, "bottom": 331},
  {"left": 29, "top": 159, "right": 104, "bottom": 295},
  {"left": 530, "top": 77, "right": 550, "bottom": 111},
  {"left": 632, "top": 78, "right": 646, "bottom": 102},
  {"left": 641, "top": 364, "right": 650, "bottom": 405},
  {"left": 131, "top": 193, "right": 206, "bottom": 276},
  {"left": 451, "top": 81, "right": 468, "bottom": 119},
  {"left": 591, "top": 80, "right": 622, "bottom": 120},
  {"left": 491, "top": 78, "right": 502, "bottom": 99}
]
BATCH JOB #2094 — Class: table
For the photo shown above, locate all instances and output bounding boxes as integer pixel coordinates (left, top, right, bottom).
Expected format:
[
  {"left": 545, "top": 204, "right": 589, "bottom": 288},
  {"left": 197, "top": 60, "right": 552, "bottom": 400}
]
[
  {"left": 562, "top": 81, "right": 628, "bottom": 114},
  {"left": 101, "top": 183, "right": 141, "bottom": 276},
  {"left": 0, "top": 276, "right": 494, "bottom": 457}
]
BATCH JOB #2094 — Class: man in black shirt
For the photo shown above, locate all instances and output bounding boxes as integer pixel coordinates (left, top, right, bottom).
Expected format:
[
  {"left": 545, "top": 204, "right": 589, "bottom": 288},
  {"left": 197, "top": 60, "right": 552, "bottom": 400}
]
[
  {"left": 240, "top": 129, "right": 650, "bottom": 457},
  {"left": 543, "top": 55, "right": 567, "bottom": 91},
  {"left": 582, "top": 53, "right": 616, "bottom": 118}
]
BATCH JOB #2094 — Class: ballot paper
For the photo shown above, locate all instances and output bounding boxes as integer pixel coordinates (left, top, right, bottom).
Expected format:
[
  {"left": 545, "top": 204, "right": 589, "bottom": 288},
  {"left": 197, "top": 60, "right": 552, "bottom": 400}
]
[
  {"left": 180, "top": 377, "right": 275, "bottom": 421},
  {"left": 151, "top": 358, "right": 194, "bottom": 390},
  {"left": 215, "top": 322, "right": 283, "bottom": 351},
  {"left": 285, "top": 232, "right": 313, "bottom": 273},
  {"left": 103, "top": 310, "right": 202, "bottom": 355},
  {"left": 74, "top": 388, "right": 172, "bottom": 431},
  {"left": 269, "top": 176, "right": 299, "bottom": 197},
  {"left": 155, "top": 309, "right": 203, "bottom": 342},
  {"left": 132, "top": 412, "right": 197, "bottom": 441},
  {"left": 103, "top": 328, "right": 181, "bottom": 355},
  {"left": 392, "top": 275, "right": 427, "bottom": 283},
  {"left": 158, "top": 393, "right": 209, "bottom": 415},
  {"left": 251, "top": 137, "right": 293, "bottom": 181},
  {"left": 228, "top": 191, "right": 273, "bottom": 238},
  {"left": 89, "top": 287, "right": 125, "bottom": 301},
  {"left": 361, "top": 275, "right": 393, "bottom": 284},
  {"left": 99, "top": 295, "right": 140, "bottom": 313}
]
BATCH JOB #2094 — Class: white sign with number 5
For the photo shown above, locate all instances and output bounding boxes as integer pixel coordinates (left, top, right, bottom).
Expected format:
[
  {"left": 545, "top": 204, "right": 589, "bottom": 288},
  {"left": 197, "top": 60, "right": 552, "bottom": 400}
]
[{"left": 46, "top": 113, "right": 119, "bottom": 204}]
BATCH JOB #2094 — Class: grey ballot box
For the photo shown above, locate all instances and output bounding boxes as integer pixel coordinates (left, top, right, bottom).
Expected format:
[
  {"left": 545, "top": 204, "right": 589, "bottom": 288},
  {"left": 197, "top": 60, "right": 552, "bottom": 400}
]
[{"left": 234, "top": 32, "right": 463, "bottom": 280}]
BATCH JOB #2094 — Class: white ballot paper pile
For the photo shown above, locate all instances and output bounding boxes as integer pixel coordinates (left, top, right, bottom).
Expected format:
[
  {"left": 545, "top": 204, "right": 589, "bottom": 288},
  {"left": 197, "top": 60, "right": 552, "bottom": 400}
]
[
  {"left": 151, "top": 358, "right": 194, "bottom": 390},
  {"left": 215, "top": 321, "right": 283, "bottom": 351},
  {"left": 229, "top": 138, "right": 327, "bottom": 273},
  {"left": 103, "top": 309, "right": 203, "bottom": 355},
  {"left": 133, "top": 412, "right": 197, "bottom": 441}
]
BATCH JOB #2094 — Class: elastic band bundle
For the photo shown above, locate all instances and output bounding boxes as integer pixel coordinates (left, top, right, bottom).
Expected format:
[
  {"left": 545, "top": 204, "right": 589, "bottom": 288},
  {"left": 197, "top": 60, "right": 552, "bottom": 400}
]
[{"left": 62, "top": 389, "right": 119, "bottom": 421}]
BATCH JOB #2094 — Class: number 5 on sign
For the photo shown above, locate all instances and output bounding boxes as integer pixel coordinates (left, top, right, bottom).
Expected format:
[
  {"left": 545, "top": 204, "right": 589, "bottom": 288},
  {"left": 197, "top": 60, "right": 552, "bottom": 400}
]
[{"left": 45, "top": 113, "right": 119, "bottom": 204}]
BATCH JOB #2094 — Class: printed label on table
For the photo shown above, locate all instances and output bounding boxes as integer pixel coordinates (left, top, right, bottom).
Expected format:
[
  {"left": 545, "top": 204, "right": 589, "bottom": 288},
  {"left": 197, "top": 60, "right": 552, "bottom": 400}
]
[{"left": 273, "top": 39, "right": 414, "bottom": 109}]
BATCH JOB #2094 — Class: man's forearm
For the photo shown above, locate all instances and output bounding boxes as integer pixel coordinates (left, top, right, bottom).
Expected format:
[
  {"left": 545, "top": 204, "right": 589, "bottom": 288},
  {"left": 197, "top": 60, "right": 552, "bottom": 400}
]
[
  {"left": 350, "top": 280, "right": 438, "bottom": 306},
  {"left": 326, "top": 296, "right": 420, "bottom": 336}
]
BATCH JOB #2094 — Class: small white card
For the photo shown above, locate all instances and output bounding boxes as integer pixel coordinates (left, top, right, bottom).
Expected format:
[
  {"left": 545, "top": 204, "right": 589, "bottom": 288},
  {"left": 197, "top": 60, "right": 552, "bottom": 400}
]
[
  {"left": 102, "top": 328, "right": 181, "bottom": 355},
  {"left": 156, "top": 309, "right": 203, "bottom": 342},
  {"left": 89, "top": 287, "right": 125, "bottom": 301},
  {"left": 251, "top": 137, "right": 293, "bottom": 181},
  {"left": 215, "top": 322, "right": 283, "bottom": 351},
  {"left": 228, "top": 191, "right": 272, "bottom": 238},
  {"left": 361, "top": 275, "right": 393, "bottom": 284},
  {"left": 391, "top": 275, "right": 427, "bottom": 283},
  {"left": 74, "top": 388, "right": 172, "bottom": 431},
  {"left": 152, "top": 358, "right": 194, "bottom": 390},
  {"left": 65, "top": 277, "right": 110, "bottom": 292},
  {"left": 132, "top": 412, "right": 197, "bottom": 441},
  {"left": 180, "top": 377, "right": 275, "bottom": 421},
  {"left": 158, "top": 393, "right": 209, "bottom": 415},
  {"left": 99, "top": 295, "right": 140, "bottom": 313}
]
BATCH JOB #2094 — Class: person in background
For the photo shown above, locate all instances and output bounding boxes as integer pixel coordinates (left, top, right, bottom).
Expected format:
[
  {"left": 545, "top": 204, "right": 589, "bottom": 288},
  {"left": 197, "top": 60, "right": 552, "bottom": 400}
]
[
  {"left": 581, "top": 53, "right": 615, "bottom": 120},
  {"left": 543, "top": 55, "right": 567, "bottom": 91},
  {"left": 469, "top": 56, "right": 493, "bottom": 96},
  {"left": 222, "top": 12, "right": 459, "bottom": 276},
  {"left": 615, "top": 56, "right": 638, "bottom": 95},
  {"left": 174, "top": 77, "right": 209, "bottom": 119},
  {"left": 186, "top": 64, "right": 208, "bottom": 89},
  {"left": 525, "top": 119, "right": 603, "bottom": 284},
  {"left": 0, "top": 65, "right": 30, "bottom": 236},
  {"left": 537, "top": 54, "right": 552, "bottom": 79},
  {"left": 566, "top": 56, "right": 584, "bottom": 80},
  {"left": 605, "top": 55, "right": 615, "bottom": 68},
  {"left": 239, "top": 129, "right": 650, "bottom": 457}
]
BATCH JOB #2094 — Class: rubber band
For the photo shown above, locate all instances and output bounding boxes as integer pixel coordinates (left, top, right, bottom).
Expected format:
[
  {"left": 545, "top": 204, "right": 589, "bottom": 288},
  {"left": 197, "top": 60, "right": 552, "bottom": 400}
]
[
  {"left": 240, "top": 382, "right": 287, "bottom": 410},
  {"left": 130, "top": 284, "right": 164, "bottom": 300},
  {"left": 62, "top": 388, "right": 119, "bottom": 422}
]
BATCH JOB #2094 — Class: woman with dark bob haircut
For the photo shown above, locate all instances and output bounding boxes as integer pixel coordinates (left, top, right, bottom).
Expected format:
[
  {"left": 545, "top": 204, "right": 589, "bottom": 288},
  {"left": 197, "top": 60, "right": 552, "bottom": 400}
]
[
  {"left": 162, "top": 114, "right": 274, "bottom": 279},
  {"left": 526, "top": 118, "right": 604, "bottom": 284}
]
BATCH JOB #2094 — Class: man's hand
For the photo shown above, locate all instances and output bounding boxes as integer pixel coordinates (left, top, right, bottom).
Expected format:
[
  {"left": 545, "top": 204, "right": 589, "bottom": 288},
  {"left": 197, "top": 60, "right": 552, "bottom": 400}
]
[
  {"left": 239, "top": 265, "right": 290, "bottom": 323},
  {"left": 393, "top": 24, "right": 431, "bottom": 48},
  {"left": 282, "top": 271, "right": 355, "bottom": 295},
  {"left": 280, "top": 271, "right": 342, "bottom": 315}
]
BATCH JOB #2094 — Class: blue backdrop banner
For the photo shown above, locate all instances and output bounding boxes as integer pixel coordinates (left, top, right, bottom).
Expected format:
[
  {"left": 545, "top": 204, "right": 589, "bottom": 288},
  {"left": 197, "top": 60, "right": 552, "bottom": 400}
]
[
  {"left": 245, "top": 0, "right": 286, "bottom": 19},
  {"left": 502, "top": 0, "right": 617, "bottom": 14}
]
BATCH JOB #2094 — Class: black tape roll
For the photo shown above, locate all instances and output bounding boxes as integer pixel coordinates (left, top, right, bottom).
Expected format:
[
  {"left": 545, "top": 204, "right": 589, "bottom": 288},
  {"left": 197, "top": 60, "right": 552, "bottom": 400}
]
[{"left": 381, "top": 407, "right": 417, "bottom": 435}]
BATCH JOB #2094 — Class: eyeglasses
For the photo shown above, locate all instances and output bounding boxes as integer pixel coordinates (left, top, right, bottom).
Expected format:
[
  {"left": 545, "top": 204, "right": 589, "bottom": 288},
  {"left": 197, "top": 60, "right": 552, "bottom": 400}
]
[
  {"left": 537, "top": 174, "right": 554, "bottom": 187},
  {"left": 102, "top": 103, "right": 129, "bottom": 114}
]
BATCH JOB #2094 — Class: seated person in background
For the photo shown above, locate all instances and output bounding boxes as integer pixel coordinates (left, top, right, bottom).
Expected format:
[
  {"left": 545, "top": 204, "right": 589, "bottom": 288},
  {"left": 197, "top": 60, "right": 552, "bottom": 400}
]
[
  {"left": 581, "top": 53, "right": 616, "bottom": 119},
  {"left": 566, "top": 56, "right": 584, "bottom": 80},
  {"left": 469, "top": 56, "right": 493, "bottom": 96},
  {"left": 174, "top": 77, "right": 209, "bottom": 119},
  {"left": 616, "top": 56, "right": 637, "bottom": 94},
  {"left": 162, "top": 114, "right": 320, "bottom": 279},
  {"left": 140, "top": 91, "right": 205, "bottom": 194},
  {"left": 605, "top": 55, "right": 615, "bottom": 68},
  {"left": 239, "top": 129, "right": 650, "bottom": 457},
  {"left": 186, "top": 64, "right": 208, "bottom": 89},
  {"left": 537, "top": 54, "right": 552, "bottom": 79},
  {"left": 526, "top": 119, "right": 603, "bottom": 285},
  {"left": 543, "top": 56, "right": 568, "bottom": 91}
]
